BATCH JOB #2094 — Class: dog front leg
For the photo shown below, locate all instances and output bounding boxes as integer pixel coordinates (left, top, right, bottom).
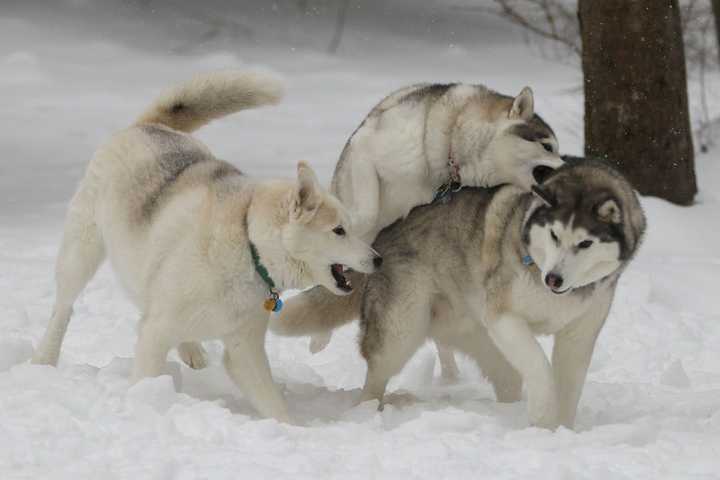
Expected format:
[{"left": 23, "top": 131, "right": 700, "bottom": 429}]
[
  {"left": 349, "top": 156, "right": 381, "bottom": 241},
  {"left": 131, "top": 317, "right": 172, "bottom": 382},
  {"left": 487, "top": 313, "right": 558, "bottom": 429},
  {"left": 552, "top": 306, "right": 608, "bottom": 429},
  {"left": 222, "top": 321, "right": 290, "bottom": 423}
]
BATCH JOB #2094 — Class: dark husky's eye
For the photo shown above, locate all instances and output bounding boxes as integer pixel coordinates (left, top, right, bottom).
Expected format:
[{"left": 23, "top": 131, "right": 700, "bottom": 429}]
[
  {"left": 578, "top": 240, "right": 594, "bottom": 249},
  {"left": 332, "top": 226, "right": 346, "bottom": 236},
  {"left": 541, "top": 143, "right": 553, "bottom": 153},
  {"left": 550, "top": 230, "right": 559, "bottom": 243}
]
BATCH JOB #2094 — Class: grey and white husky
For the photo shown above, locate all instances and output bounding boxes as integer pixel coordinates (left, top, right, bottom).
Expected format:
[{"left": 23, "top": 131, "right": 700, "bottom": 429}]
[
  {"left": 309, "top": 82, "right": 565, "bottom": 365},
  {"left": 31, "top": 71, "right": 380, "bottom": 422},
  {"left": 271, "top": 160, "right": 646, "bottom": 429}
]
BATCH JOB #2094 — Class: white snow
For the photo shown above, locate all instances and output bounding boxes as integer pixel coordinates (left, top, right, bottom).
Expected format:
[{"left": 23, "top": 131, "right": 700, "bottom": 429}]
[{"left": 1, "top": 5, "right": 720, "bottom": 479}]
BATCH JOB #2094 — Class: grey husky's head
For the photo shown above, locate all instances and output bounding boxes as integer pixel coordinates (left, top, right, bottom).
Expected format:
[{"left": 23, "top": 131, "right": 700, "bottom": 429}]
[
  {"left": 521, "top": 160, "right": 646, "bottom": 295},
  {"left": 458, "top": 87, "right": 564, "bottom": 191}
]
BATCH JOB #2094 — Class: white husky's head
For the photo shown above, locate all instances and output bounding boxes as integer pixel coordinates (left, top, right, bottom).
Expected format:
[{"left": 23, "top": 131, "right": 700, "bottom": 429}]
[
  {"left": 281, "top": 162, "right": 381, "bottom": 295},
  {"left": 458, "top": 87, "right": 564, "bottom": 191},
  {"left": 521, "top": 161, "right": 646, "bottom": 295}
]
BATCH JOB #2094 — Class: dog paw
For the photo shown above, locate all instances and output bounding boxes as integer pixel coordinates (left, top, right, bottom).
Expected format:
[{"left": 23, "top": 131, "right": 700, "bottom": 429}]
[
  {"left": 382, "top": 390, "right": 419, "bottom": 409},
  {"left": 309, "top": 332, "right": 332, "bottom": 354},
  {"left": 527, "top": 394, "right": 560, "bottom": 430},
  {"left": 30, "top": 349, "right": 59, "bottom": 367},
  {"left": 178, "top": 342, "right": 208, "bottom": 370}
]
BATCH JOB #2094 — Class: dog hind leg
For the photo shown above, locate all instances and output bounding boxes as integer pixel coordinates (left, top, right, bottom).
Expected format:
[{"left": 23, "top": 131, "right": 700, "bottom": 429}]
[
  {"left": 359, "top": 300, "right": 430, "bottom": 405},
  {"left": 177, "top": 342, "right": 208, "bottom": 369},
  {"left": 32, "top": 191, "right": 105, "bottom": 366}
]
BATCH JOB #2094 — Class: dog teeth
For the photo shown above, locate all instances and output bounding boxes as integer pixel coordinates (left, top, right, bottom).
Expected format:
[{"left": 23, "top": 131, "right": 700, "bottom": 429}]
[{"left": 346, "top": 280, "right": 352, "bottom": 288}]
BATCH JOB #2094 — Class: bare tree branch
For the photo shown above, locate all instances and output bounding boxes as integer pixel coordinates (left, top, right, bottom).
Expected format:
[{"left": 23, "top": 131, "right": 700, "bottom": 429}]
[{"left": 488, "top": 0, "right": 581, "bottom": 56}]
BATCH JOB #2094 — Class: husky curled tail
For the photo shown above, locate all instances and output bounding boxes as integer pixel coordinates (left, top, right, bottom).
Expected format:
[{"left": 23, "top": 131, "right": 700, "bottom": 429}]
[
  {"left": 270, "top": 272, "right": 367, "bottom": 337},
  {"left": 136, "top": 70, "right": 284, "bottom": 133}
]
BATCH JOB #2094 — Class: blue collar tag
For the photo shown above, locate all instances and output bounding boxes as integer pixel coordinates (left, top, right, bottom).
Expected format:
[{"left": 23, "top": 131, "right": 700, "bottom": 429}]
[{"left": 521, "top": 255, "right": 534, "bottom": 266}]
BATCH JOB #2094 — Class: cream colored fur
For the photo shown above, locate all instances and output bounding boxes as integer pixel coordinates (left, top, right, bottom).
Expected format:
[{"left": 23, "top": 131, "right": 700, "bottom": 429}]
[{"left": 31, "top": 71, "right": 379, "bottom": 423}]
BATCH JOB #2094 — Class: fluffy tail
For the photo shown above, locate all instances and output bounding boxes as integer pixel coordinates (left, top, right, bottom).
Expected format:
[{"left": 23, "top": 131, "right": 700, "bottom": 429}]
[
  {"left": 136, "top": 70, "right": 284, "bottom": 133},
  {"left": 269, "top": 273, "right": 367, "bottom": 337}
]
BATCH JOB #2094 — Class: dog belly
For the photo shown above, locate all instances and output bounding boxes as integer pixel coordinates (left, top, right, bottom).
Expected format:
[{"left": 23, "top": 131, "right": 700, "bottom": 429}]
[{"left": 429, "top": 295, "right": 479, "bottom": 344}]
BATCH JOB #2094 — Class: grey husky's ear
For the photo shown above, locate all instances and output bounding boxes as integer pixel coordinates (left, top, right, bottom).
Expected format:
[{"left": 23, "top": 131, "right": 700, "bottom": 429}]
[
  {"left": 509, "top": 86, "right": 534, "bottom": 121},
  {"left": 596, "top": 198, "right": 622, "bottom": 224},
  {"left": 291, "top": 161, "right": 321, "bottom": 222}
]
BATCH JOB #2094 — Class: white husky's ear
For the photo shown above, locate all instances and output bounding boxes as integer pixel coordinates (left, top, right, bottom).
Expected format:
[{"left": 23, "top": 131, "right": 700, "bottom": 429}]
[
  {"left": 596, "top": 198, "right": 622, "bottom": 224},
  {"left": 290, "top": 161, "right": 321, "bottom": 223},
  {"left": 509, "top": 86, "right": 534, "bottom": 121}
]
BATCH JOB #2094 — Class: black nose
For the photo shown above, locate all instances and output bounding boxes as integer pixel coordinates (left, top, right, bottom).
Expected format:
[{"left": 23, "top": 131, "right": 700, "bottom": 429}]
[
  {"left": 532, "top": 165, "right": 555, "bottom": 184},
  {"left": 545, "top": 273, "right": 563, "bottom": 290},
  {"left": 373, "top": 256, "right": 383, "bottom": 268}
]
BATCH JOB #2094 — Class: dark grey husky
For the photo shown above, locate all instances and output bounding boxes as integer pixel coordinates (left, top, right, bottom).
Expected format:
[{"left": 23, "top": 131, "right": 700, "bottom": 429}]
[{"left": 271, "top": 160, "right": 646, "bottom": 429}]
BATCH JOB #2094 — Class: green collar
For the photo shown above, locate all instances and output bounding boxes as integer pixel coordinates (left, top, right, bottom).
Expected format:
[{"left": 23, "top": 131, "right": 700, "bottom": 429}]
[
  {"left": 249, "top": 242, "right": 283, "bottom": 312},
  {"left": 250, "top": 242, "right": 276, "bottom": 291}
]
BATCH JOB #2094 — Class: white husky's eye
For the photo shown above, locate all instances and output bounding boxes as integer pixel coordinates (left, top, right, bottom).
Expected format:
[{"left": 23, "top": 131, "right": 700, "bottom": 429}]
[
  {"left": 541, "top": 143, "right": 553, "bottom": 153},
  {"left": 550, "top": 230, "right": 559, "bottom": 243},
  {"left": 332, "top": 226, "right": 346, "bottom": 236},
  {"left": 578, "top": 240, "right": 593, "bottom": 249}
]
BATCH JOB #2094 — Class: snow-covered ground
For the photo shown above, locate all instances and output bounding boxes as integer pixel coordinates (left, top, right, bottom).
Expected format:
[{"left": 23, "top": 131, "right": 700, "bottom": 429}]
[{"left": 2, "top": 5, "right": 720, "bottom": 479}]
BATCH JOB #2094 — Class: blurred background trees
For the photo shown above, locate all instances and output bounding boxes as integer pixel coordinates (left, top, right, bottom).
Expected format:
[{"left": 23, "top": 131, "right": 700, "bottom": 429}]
[
  {"left": 483, "top": 0, "right": 718, "bottom": 205},
  {"left": 11, "top": 0, "right": 717, "bottom": 205}
]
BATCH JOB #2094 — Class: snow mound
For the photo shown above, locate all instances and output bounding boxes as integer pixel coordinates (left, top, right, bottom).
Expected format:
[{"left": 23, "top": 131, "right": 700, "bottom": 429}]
[{"left": 0, "top": 339, "right": 33, "bottom": 372}]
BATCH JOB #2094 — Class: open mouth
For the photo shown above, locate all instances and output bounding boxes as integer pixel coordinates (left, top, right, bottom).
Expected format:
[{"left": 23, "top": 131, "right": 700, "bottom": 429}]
[
  {"left": 331, "top": 264, "right": 353, "bottom": 292},
  {"left": 532, "top": 165, "right": 555, "bottom": 184}
]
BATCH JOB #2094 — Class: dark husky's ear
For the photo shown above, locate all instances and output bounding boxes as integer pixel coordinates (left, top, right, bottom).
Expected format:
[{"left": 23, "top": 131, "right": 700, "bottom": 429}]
[
  {"left": 596, "top": 198, "right": 622, "bottom": 224},
  {"left": 531, "top": 184, "right": 556, "bottom": 208},
  {"left": 509, "top": 86, "right": 534, "bottom": 121}
]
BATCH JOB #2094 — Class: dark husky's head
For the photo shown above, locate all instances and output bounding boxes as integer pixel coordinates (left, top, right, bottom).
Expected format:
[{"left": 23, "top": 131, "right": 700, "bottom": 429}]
[{"left": 521, "top": 160, "right": 646, "bottom": 295}]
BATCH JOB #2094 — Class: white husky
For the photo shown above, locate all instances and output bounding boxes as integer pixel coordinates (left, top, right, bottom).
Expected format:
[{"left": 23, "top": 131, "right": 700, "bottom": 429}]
[
  {"left": 31, "top": 71, "right": 381, "bottom": 422},
  {"left": 332, "top": 82, "right": 563, "bottom": 242}
]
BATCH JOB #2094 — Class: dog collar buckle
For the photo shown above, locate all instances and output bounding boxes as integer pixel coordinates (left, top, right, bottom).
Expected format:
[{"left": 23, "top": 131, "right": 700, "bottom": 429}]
[{"left": 434, "top": 158, "right": 463, "bottom": 204}]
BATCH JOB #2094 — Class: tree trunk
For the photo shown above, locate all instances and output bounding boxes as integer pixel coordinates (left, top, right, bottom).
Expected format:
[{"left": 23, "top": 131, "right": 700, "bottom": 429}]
[
  {"left": 713, "top": 0, "right": 720, "bottom": 66},
  {"left": 579, "top": 0, "right": 697, "bottom": 205}
]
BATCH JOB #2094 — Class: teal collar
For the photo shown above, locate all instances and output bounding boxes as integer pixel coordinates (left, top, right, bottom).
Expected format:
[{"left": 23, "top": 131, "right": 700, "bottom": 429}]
[{"left": 249, "top": 242, "right": 283, "bottom": 312}]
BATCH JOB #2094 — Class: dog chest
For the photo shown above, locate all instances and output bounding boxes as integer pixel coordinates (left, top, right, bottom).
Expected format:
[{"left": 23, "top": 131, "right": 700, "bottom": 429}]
[{"left": 510, "top": 274, "right": 591, "bottom": 335}]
